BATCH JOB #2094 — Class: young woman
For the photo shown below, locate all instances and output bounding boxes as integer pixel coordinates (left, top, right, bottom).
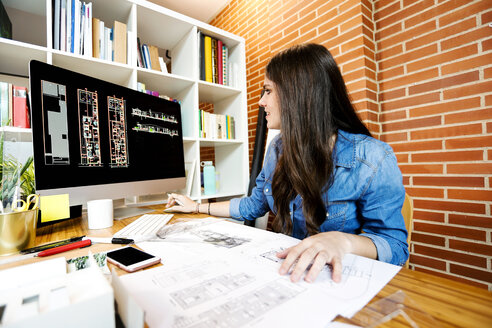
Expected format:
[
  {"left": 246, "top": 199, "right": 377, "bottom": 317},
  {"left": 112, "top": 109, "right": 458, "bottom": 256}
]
[{"left": 167, "top": 43, "right": 408, "bottom": 283}]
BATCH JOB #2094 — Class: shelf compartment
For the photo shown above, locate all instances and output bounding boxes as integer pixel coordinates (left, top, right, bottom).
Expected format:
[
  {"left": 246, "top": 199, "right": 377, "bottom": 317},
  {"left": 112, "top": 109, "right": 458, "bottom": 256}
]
[
  {"left": 0, "top": 39, "right": 47, "bottom": 77},
  {"left": 51, "top": 52, "right": 134, "bottom": 87}
]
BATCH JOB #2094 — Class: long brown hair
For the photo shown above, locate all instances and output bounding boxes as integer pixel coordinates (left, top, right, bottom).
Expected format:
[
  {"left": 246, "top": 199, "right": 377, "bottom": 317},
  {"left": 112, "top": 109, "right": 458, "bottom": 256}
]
[{"left": 268, "top": 43, "right": 371, "bottom": 236}]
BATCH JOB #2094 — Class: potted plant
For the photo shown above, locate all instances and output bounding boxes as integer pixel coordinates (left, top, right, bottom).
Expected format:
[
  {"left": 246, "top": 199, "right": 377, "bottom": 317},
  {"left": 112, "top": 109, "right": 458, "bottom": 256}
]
[{"left": 0, "top": 130, "right": 37, "bottom": 255}]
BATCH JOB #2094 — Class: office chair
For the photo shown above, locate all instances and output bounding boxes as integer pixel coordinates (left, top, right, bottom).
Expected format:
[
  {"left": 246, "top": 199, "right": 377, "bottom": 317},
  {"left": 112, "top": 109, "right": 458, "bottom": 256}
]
[{"left": 401, "top": 193, "right": 413, "bottom": 268}]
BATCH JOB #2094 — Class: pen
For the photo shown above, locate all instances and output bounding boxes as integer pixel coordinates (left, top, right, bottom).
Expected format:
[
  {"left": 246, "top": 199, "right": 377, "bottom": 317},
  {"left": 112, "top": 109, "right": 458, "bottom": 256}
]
[
  {"left": 36, "top": 239, "right": 92, "bottom": 257},
  {"left": 21, "top": 236, "right": 86, "bottom": 254},
  {"left": 86, "top": 237, "right": 134, "bottom": 244}
]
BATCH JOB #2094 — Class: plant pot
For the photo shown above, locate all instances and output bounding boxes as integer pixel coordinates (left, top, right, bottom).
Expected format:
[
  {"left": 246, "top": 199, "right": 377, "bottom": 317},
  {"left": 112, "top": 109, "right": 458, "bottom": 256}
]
[{"left": 0, "top": 208, "right": 38, "bottom": 256}]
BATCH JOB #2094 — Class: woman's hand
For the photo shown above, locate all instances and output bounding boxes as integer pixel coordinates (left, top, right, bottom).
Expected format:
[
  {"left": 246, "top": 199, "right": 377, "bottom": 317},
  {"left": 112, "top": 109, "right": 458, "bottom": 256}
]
[
  {"left": 166, "top": 193, "right": 197, "bottom": 213},
  {"left": 276, "top": 231, "right": 353, "bottom": 283}
]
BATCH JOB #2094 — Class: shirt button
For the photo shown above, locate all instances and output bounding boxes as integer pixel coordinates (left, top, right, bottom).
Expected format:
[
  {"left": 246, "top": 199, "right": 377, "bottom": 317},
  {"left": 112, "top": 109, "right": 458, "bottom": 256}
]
[
  {"left": 326, "top": 212, "right": 329, "bottom": 217},
  {"left": 290, "top": 211, "right": 292, "bottom": 215},
  {"left": 265, "top": 188, "right": 269, "bottom": 192}
]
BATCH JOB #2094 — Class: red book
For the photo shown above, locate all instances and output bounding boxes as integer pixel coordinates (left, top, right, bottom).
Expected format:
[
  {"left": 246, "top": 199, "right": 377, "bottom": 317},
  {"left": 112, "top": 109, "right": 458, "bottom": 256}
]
[
  {"left": 12, "top": 85, "right": 30, "bottom": 128},
  {"left": 217, "top": 40, "right": 223, "bottom": 85}
]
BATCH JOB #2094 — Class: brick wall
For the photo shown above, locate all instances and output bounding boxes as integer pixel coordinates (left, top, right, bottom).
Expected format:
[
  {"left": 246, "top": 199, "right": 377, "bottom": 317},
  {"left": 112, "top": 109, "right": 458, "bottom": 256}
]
[{"left": 210, "top": 0, "right": 492, "bottom": 290}]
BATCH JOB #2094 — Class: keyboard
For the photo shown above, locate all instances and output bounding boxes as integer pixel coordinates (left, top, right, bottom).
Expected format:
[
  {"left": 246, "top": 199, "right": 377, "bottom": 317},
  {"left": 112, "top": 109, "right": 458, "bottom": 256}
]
[{"left": 113, "top": 213, "right": 173, "bottom": 241}]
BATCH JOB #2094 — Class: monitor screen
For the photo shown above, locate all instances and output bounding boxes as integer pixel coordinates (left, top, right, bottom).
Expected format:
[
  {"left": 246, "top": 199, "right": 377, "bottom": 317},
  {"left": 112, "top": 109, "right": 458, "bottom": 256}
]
[{"left": 29, "top": 60, "right": 186, "bottom": 217}]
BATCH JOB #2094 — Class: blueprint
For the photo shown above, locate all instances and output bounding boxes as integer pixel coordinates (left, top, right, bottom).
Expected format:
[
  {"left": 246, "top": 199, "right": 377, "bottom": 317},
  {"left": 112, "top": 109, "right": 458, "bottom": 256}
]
[{"left": 119, "top": 218, "right": 401, "bottom": 327}]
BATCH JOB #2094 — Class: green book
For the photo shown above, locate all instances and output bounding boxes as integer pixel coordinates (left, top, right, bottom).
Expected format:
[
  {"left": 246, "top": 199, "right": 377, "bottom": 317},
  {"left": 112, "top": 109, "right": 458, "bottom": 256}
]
[{"left": 0, "top": 0, "right": 12, "bottom": 39}]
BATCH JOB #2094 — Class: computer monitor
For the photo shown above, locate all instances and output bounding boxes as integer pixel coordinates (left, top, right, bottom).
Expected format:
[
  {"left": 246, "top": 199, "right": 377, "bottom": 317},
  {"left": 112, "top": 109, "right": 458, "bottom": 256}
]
[{"left": 29, "top": 60, "right": 186, "bottom": 222}]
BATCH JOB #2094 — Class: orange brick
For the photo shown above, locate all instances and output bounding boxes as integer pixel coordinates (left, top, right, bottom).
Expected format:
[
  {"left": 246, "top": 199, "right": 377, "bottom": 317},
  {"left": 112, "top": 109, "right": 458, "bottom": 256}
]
[
  {"left": 392, "top": 140, "right": 444, "bottom": 153},
  {"left": 380, "top": 68, "right": 438, "bottom": 91},
  {"left": 409, "top": 71, "right": 479, "bottom": 95},
  {"left": 446, "top": 135, "right": 492, "bottom": 150},
  {"left": 382, "top": 92, "right": 440, "bottom": 112},
  {"left": 413, "top": 176, "right": 484, "bottom": 188},
  {"left": 383, "top": 116, "right": 441, "bottom": 132},
  {"left": 412, "top": 232, "right": 445, "bottom": 246},
  {"left": 443, "top": 80, "right": 492, "bottom": 100},
  {"left": 381, "top": 131, "right": 408, "bottom": 143},
  {"left": 378, "top": 66, "right": 405, "bottom": 82},
  {"left": 414, "top": 220, "right": 486, "bottom": 239},
  {"left": 376, "top": 44, "right": 403, "bottom": 61},
  {"left": 382, "top": 44, "right": 437, "bottom": 72},
  {"left": 410, "top": 254, "right": 447, "bottom": 271},
  {"left": 404, "top": 187, "right": 444, "bottom": 198},
  {"left": 449, "top": 213, "right": 492, "bottom": 229},
  {"left": 414, "top": 244, "right": 487, "bottom": 268},
  {"left": 447, "top": 163, "right": 492, "bottom": 175},
  {"left": 450, "top": 239, "right": 492, "bottom": 257},
  {"left": 442, "top": 53, "right": 492, "bottom": 76},
  {"left": 450, "top": 264, "right": 492, "bottom": 284},
  {"left": 398, "top": 164, "right": 444, "bottom": 174},
  {"left": 409, "top": 44, "right": 478, "bottom": 74},
  {"left": 412, "top": 150, "right": 483, "bottom": 162},
  {"left": 404, "top": 0, "right": 470, "bottom": 29},
  {"left": 446, "top": 107, "right": 492, "bottom": 126},
  {"left": 379, "top": 20, "right": 436, "bottom": 51},
  {"left": 406, "top": 17, "right": 476, "bottom": 51},
  {"left": 448, "top": 189, "right": 492, "bottom": 202},
  {"left": 410, "top": 124, "right": 482, "bottom": 140},
  {"left": 380, "top": 108, "right": 406, "bottom": 121},
  {"left": 410, "top": 97, "right": 481, "bottom": 118},
  {"left": 413, "top": 209, "right": 445, "bottom": 222}
]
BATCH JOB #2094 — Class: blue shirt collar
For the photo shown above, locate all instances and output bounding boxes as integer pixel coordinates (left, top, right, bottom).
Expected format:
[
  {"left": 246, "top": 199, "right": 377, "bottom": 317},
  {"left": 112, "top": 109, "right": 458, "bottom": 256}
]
[{"left": 334, "top": 130, "right": 356, "bottom": 168}]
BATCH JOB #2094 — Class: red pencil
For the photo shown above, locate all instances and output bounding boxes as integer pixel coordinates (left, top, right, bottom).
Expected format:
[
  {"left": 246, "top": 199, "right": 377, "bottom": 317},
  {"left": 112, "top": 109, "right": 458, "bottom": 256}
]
[{"left": 37, "top": 239, "right": 92, "bottom": 257}]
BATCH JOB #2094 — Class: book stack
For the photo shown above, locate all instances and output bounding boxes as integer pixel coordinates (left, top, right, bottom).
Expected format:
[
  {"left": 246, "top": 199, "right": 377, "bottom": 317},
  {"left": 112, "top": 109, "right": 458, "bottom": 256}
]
[
  {"left": 52, "top": 0, "right": 127, "bottom": 64},
  {"left": 198, "top": 31, "right": 228, "bottom": 85},
  {"left": 199, "top": 110, "right": 235, "bottom": 140},
  {"left": 136, "top": 82, "right": 181, "bottom": 104},
  {"left": 0, "top": 82, "right": 30, "bottom": 128},
  {"left": 136, "top": 37, "right": 168, "bottom": 73}
]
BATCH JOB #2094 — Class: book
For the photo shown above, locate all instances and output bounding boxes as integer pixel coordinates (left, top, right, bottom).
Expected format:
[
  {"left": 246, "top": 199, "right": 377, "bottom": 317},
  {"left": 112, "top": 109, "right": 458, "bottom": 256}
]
[
  {"left": 60, "top": 0, "right": 66, "bottom": 51},
  {"left": 84, "top": 2, "right": 92, "bottom": 57},
  {"left": 92, "top": 17, "right": 100, "bottom": 58},
  {"left": 0, "top": 81, "right": 9, "bottom": 126},
  {"left": 142, "top": 44, "right": 151, "bottom": 69},
  {"left": 53, "top": 0, "right": 61, "bottom": 49},
  {"left": 136, "top": 37, "right": 144, "bottom": 67},
  {"left": 222, "top": 45, "right": 228, "bottom": 85},
  {"left": 198, "top": 31, "right": 205, "bottom": 81},
  {"left": 158, "top": 57, "right": 168, "bottom": 73},
  {"left": 66, "top": 0, "right": 72, "bottom": 52},
  {"left": 211, "top": 38, "right": 217, "bottom": 83},
  {"left": 113, "top": 21, "right": 127, "bottom": 64},
  {"left": 204, "top": 36, "right": 212, "bottom": 82},
  {"left": 148, "top": 45, "right": 161, "bottom": 71},
  {"left": 0, "top": 0, "right": 12, "bottom": 39},
  {"left": 217, "top": 39, "right": 223, "bottom": 85},
  {"left": 12, "top": 85, "right": 29, "bottom": 128}
]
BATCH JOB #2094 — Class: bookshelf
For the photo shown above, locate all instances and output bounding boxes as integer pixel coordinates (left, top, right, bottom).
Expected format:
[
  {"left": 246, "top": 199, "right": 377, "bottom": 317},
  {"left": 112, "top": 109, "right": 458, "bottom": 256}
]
[{"left": 0, "top": 0, "right": 249, "bottom": 204}]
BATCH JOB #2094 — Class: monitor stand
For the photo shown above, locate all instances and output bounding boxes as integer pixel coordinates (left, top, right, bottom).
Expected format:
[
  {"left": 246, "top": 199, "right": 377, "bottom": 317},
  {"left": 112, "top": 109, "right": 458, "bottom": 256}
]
[{"left": 113, "top": 206, "right": 154, "bottom": 221}]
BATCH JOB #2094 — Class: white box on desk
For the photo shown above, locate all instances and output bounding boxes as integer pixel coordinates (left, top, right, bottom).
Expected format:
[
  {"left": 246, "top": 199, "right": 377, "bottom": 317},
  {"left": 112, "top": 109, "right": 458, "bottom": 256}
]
[{"left": 0, "top": 259, "right": 115, "bottom": 328}]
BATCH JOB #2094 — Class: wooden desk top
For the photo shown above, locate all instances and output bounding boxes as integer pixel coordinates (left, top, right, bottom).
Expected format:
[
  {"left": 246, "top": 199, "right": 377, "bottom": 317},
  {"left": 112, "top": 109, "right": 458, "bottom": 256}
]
[{"left": 1, "top": 206, "right": 491, "bottom": 327}]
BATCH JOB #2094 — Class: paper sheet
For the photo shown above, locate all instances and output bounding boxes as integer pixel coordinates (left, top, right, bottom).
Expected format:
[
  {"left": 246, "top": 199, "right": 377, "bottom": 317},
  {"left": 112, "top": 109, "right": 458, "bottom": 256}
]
[{"left": 123, "top": 218, "right": 401, "bottom": 327}]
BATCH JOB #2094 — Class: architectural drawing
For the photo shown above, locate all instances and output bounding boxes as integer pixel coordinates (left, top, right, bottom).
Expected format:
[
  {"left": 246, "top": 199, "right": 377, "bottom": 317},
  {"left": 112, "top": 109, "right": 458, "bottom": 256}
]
[
  {"left": 131, "top": 107, "right": 178, "bottom": 124},
  {"left": 107, "top": 96, "right": 129, "bottom": 167},
  {"left": 172, "top": 279, "right": 305, "bottom": 328},
  {"left": 41, "top": 80, "right": 70, "bottom": 165},
  {"left": 78, "top": 89, "right": 102, "bottom": 167},
  {"left": 131, "top": 107, "right": 179, "bottom": 137},
  {"left": 132, "top": 123, "right": 179, "bottom": 137},
  {"left": 170, "top": 273, "right": 255, "bottom": 309}
]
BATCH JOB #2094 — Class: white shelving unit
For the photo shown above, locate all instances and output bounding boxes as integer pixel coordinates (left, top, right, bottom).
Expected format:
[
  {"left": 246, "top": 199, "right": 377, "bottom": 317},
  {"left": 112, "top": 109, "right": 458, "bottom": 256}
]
[{"left": 0, "top": 0, "right": 249, "bottom": 204}]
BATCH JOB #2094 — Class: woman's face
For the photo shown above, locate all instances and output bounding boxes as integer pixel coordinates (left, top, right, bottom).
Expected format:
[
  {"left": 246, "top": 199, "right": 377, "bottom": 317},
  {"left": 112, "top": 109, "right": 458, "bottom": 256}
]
[{"left": 259, "top": 77, "right": 281, "bottom": 130}]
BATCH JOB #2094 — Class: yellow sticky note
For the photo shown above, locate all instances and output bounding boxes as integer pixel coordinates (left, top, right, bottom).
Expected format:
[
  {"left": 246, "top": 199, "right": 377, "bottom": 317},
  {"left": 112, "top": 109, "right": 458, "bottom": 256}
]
[{"left": 40, "top": 194, "right": 70, "bottom": 222}]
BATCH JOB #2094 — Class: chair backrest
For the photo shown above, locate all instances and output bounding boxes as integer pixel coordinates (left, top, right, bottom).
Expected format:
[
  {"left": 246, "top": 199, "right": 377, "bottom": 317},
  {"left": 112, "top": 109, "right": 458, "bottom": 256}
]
[{"left": 401, "top": 193, "right": 413, "bottom": 268}]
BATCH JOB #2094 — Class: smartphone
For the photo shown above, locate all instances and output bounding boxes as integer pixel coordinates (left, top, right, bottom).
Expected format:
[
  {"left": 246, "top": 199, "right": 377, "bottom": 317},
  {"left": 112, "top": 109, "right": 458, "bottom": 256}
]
[{"left": 106, "top": 246, "right": 161, "bottom": 272}]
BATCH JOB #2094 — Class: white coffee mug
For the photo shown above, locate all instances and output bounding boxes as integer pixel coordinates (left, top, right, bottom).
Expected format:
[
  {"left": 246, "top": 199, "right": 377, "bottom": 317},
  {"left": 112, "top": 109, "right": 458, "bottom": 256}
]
[{"left": 87, "top": 199, "right": 114, "bottom": 229}]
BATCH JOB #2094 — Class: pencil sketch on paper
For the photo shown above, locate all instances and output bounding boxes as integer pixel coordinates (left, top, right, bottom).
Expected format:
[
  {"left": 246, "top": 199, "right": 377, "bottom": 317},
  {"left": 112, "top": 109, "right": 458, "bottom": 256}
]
[
  {"left": 170, "top": 272, "right": 255, "bottom": 309},
  {"left": 171, "top": 279, "right": 305, "bottom": 328}
]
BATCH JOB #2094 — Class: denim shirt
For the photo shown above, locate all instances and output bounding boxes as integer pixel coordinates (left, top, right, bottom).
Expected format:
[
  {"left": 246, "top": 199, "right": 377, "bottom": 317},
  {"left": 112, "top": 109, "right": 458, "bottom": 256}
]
[{"left": 230, "top": 130, "right": 409, "bottom": 266}]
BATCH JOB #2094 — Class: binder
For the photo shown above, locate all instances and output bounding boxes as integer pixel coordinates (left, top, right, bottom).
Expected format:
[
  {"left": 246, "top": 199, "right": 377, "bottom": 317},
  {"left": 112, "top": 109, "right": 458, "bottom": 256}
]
[
  {"left": 113, "top": 21, "right": 127, "bottom": 64},
  {"left": 148, "top": 45, "right": 161, "bottom": 71},
  {"left": 204, "top": 36, "right": 212, "bottom": 82}
]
